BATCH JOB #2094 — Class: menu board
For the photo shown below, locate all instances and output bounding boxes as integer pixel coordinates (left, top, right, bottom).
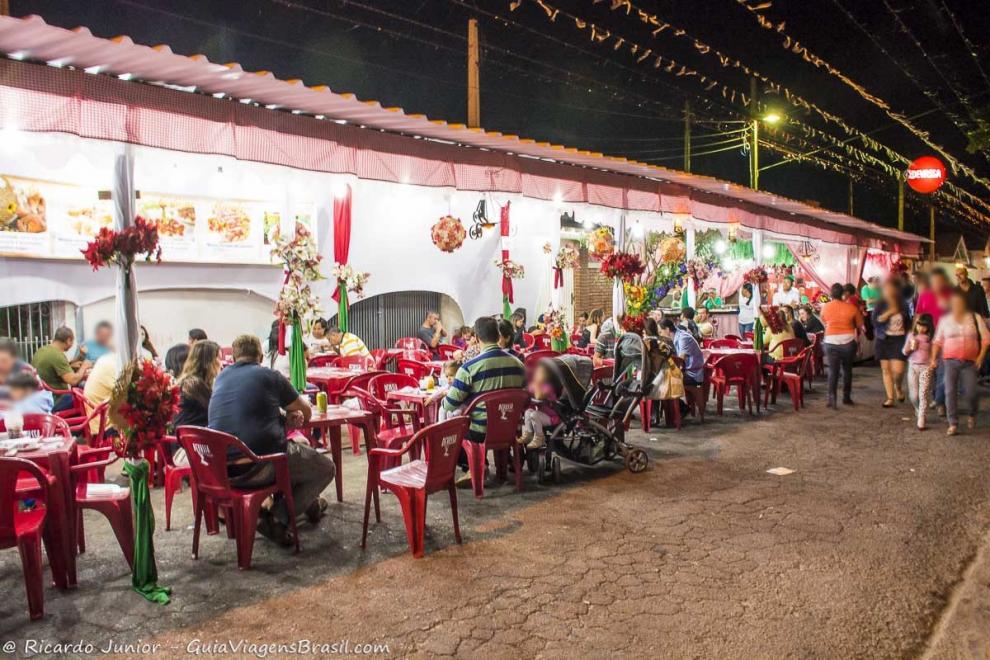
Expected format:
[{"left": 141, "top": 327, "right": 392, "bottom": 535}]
[{"left": 0, "top": 174, "right": 316, "bottom": 264}]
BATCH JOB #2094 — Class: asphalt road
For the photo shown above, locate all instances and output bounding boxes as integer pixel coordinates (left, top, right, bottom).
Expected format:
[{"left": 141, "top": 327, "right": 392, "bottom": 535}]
[{"left": 1, "top": 365, "right": 988, "bottom": 658}]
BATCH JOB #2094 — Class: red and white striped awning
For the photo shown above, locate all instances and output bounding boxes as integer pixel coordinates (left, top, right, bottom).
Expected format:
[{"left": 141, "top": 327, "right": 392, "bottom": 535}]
[{"left": 0, "top": 13, "right": 925, "bottom": 247}]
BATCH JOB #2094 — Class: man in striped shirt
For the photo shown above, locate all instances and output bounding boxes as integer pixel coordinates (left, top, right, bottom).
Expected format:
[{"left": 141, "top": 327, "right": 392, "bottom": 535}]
[
  {"left": 328, "top": 328, "right": 370, "bottom": 357},
  {"left": 442, "top": 316, "right": 526, "bottom": 448}
]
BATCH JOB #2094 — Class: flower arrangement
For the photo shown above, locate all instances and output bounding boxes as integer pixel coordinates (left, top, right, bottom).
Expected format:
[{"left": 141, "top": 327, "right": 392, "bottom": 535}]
[
  {"left": 431, "top": 215, "right": 467, "bottom": 253},
  {"left": 621, "top": 313, "right": 646, "bottom": 335},
  {"left": 624, "top": 283, "right": 649, "bottom": 317},
  {"left": 331, "top": 262, "right": 370, "bottom": 299},
  {"left": 494, "top": 258, "right": 525, "bottom": 279},
  {"left": 744, "top": 266, "right": 768, "bottom": 284},
  {"left": 109, "top": 360, "right": 180, "bottom": 458},
  {"left": 272, "top": 224, "right": 324, "bottom": 322},
  {"left": 543, "top": 306, "right": 569, "bottom": 342},
  {"left": 600, "top": 251, "right": 646, "bottom": 282},
  {"left": 685, "top": 258, "right": 721, "bottom": 288},
  {"left": 542, "top": 242, "right": 553, "bottom": 254},
  {"left": 588, "top": 226, "right": 615, "bottom": 259},
  {"left": 658, "top": 236, "right": 686, "bottom": 264},
  {"left": 555, "top": 243, "right": 581, "bottom": 269},
  {"left": 81, "top": 216, "right": 161, "bottom": 271}
]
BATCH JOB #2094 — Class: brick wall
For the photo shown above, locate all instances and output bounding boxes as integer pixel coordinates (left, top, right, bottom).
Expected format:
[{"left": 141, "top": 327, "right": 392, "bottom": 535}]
[{"left": 572, "top": 244, "right": 613, "bottom": 318}]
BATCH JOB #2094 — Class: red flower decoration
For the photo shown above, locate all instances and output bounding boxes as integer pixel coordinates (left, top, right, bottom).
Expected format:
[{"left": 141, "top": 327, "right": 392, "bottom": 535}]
[
  {"left": 600, "top": 252, "right": 645, "bottom": 282},
  {"left": 113, "top": 360, "right": 179, "bottom": 458},
  {"left": 621, "top": 314, "right": 646, "bottom": 335},
  {"left": 81, "top": 216, "right": 162, "bottom": 271}
]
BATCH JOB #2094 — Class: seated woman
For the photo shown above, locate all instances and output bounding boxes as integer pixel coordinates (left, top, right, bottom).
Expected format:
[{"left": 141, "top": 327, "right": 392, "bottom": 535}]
[
  {"left": 452, "top": 326, "right": 474, "bottom": 351},
  {"left": 781, "top": 305, "right": 809, "bottom": 346},
  {"left": 306, "top": 318, "right": 332, "bottom": 354},
  {"left": 760, "top": 308, "right": 796, "bottom": 362},
  {"left": 173, "top": 340, "right": 221, "bottom": 428}
]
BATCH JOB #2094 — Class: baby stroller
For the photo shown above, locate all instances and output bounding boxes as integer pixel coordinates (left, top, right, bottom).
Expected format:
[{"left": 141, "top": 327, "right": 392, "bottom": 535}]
[{"left": 529, "top": 333, "right": 652, "bottom": 482}]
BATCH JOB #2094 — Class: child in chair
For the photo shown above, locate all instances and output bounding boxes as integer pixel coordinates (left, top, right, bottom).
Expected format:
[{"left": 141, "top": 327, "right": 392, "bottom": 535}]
[{"left": 518, "top": 361, "right": 561, "bottom": 449}]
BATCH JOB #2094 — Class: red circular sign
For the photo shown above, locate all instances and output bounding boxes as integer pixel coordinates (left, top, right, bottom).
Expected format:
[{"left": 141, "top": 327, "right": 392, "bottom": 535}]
[{"left": 905, "top": 156, "right": 946, "bottom": 193}]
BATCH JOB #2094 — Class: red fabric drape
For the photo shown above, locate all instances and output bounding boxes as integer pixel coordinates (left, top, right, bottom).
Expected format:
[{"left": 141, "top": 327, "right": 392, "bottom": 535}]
[
  {"left": 500, "top": 201, "right": 513, "bottom": 303},
  {"left": 553, "top": 267, "right": 564, "bottom": 289},
  {"left": 331, "top": 184, "right": 352, "bottom": 302},
  {"left": 787, "top": 244, "right": 831, "bottom": 292}
]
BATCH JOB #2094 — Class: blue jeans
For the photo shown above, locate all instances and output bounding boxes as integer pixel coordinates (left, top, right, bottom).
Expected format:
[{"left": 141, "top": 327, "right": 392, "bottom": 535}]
[
  {"left": 51, "top": 394, "right": 75, "bottom": 413},
  {"left": 934, "top": 358, "right": 945, "bottom": 406},
  {"left": 738, "top": 322, "right": 754, "bottom": 335},
  {"left": 943, "top": 359, "right": 979, "bottom": 426}
]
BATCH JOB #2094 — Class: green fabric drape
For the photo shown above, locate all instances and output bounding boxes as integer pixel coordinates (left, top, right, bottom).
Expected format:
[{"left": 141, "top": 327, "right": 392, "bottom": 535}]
[
  {"left": 337, "top": 285, "right": 349, "bottom": 333},
  {"left": 727, "top": 240, "right": 754, "bottom": 262},
  {"left": 290, "top": 321, "right": 307, "bottom": 392},
  {"left": 502, "top": 295, "right": 512, "bottom": 320},
  {"left": 753, "top": 317, "right": 764, "bottom": 352},
  {"left": 551, "top": 335, "right": 569, "bottom": 352},
  {"left": 122, "top": 459, "right": 171, "bottom": 605},
  {"left": 764, "top": 242, "right": 796, "bottom": 266}
]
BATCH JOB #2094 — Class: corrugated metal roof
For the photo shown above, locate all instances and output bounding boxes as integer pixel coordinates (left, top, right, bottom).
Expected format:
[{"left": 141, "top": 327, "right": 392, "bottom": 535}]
[{"left": 0, "top": 13, "right": 926, "bottom": 245}]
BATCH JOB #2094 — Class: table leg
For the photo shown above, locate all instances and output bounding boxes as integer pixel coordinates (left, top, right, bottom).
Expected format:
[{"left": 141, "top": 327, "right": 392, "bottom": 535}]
[
  {"left": 361, "top": 420, "right": 380, "bottom": 521},
  {"left": 327, "top": 426, "right": 344, "bottom": 502},
  {"left": 46, "top": 451, "right": 76, "bottom": 589}
]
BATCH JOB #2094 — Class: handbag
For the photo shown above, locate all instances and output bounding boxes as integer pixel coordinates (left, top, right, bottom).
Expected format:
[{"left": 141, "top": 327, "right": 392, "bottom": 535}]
[{"left": 650, "top": 358, "right": 686, "bottom": 400}]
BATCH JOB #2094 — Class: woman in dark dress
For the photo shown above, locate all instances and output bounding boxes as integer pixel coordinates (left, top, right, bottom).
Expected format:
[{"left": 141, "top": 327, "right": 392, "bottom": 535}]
[{"left": 172, "top": 340, "right": 221, "bottom": 429}]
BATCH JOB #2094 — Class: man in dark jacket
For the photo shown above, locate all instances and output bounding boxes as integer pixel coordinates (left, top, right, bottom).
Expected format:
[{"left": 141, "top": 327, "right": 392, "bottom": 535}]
[{"left": 956, "top": 267, "right": 989, "bottom": 317}]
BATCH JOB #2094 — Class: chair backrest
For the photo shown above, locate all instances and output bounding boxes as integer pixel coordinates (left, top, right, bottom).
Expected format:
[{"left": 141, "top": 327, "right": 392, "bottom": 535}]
[
  {"left": 591, "top": 366, "right": 612, "bottom": 384},
  {"left": 395, "top": 337, "right": 428, "bottom": 351},
  {"left": 532, "top": 334, "right": 552, "bottom": 350},
  {"left": 396, "top": 359, "right": 432, "bottom": 380},
  {"left": 770, "top": 338, "right": 804, "bottom": 359},
  {"left": 342, "top": 370, "right": 387, "bottom": 394},
  {"left": 709, "top": 338, "right": 740, "bottom": 349},
  {"left": 401, "top": 349, "right": 432, "bottom": 362},
  {"left": 711, "top": 354, "right": 753, "bottom": 382},
  {"left": 338, "top": 354, "right": 375, "bottom": 371},
  {"left": 524, "top": 350, "right": 560, "bottom": 369},
  {"left": 521, "top": 332, "right": 536, "bottom": 350},
  {"left": 308, "top": 355, "right": 339, "bottom": 368},
  {"left": 742, "top": 331, "right": 755, "bottom": 341},
  {"left": 369, "top": 373, "right": 418, "bottom": 401},
  {"left": 0, "top": 457, "right": 51, "bottom": 543},
  {"left": 723, "top": 334, "right": 742, "bottom": 341},
  {"left": 436, "top": 344, "right": 460, "bottom": 360},
  {"left": 463, "top": 389, "right": 530, "bottom": 450},
  {"left": 176, "top": 426, "right": 259, "bottom": 496},
  {"left": 416, "top": 417, "right": 471, "bottom": 493},
  {"left": 219, "top": 346, "right": 233, "bottom": 361},
  {"left": 2, "top": 413, "right": 71, "bottom": 439},
  {"left": 369, "top": 348, "right": 391, "bottom": 370}
]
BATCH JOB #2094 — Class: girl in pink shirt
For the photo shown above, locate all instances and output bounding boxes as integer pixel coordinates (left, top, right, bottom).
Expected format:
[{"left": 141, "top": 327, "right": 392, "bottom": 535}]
[
  {"left": 930, "top": 291, "right": 990, "bottom": 435},
  {"left": 902, "top": 314, "right": 934, "bottom": 430}
]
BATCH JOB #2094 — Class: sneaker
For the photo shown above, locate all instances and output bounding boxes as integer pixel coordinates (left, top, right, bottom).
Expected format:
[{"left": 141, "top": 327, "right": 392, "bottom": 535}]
[
  {"left": 455, "top": 472, "right": 474, "bottom": 489},
  {"left": 947, "top": 425, "right": 958, "bottom": 437},
  {"left": 304, "top": 496, "right": 329, "bottom": 525},
  {"left": 517, "top": 431, "right": 534, "bottom": 445},
  {"left": 257, "top": 512, "right": 293, "bottom": 547},
  {"left": 526, "top": 435, "right": 546, "bottom": 450},
  {"left": 842, "top": 398, "right": 855, "bottom": 406}
]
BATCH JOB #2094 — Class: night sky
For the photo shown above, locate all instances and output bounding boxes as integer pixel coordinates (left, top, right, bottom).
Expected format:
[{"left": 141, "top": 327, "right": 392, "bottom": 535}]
[{"left": 11, "top": 0, "right": 990, "bottom": 241}]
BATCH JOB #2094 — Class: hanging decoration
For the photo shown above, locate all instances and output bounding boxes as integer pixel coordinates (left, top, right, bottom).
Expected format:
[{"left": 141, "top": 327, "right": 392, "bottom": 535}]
[
  {"left": 600, "top": 251, "right": 645, "bottom": 282},
  {"left": 658, "top": 236, "right": 686, "bottom": 264},
  {"left": 81, "top": 216, "right": 161, "bottom": 271},
  {"left": 744, "top": 266, "right": 769, "bottom": 284},
  {"left": 621, "top": 314, "right": 646, "bottom": 335},
  {"left": 499, "top": 202, "right": 514, "bottom": 317},
  {"left": 431, "top": 215, "right": 467, "bottom": 253},
  {"left": 906, "top": 156, "right": 947, "bottom": 194},
  {"left": 553, "top": 242, "right": 580, "bottom": 288},
  {"left": 494, "top": 258, "right": 526, "bottom": 280},
  {"left": 272, "top": 223, "right": 324, "bottom": 391},
  {"left": 331, "top": 263, "right": 370, "bottom": 299},
  {"left": 331, "top": 183, "right": 353, "bottom": 333},
  {"left": 587, "top": 226, "right": 615, "bottom": 260}
]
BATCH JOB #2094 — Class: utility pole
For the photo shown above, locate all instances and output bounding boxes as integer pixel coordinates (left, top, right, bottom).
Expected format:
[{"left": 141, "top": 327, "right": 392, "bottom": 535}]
[
  {"left": 683, "top": 100, "right": 691, "bottom": 173},
  {"left": 929, "top": 204, "right": 936, "bottom": 263},
  {"left": 848, "top": 178, "right": 854, "bottom": 215},
  {"left": 1, "top": 0, "right": 9, "bottom": 17},
  {"left": 467, "top": 18, "right": 480, "bottom": 128},
  {"left": 897, "top": 177, "right": 905, "bottom": 232},
  {"left": 750, "top": 77, "right": 759, "bottom": 190}
]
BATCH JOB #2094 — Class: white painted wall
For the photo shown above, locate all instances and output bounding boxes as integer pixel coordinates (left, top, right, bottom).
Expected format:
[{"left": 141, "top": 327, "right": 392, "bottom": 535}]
[{"left": 80, "top": 288, "right": 276, "bottom": 352}]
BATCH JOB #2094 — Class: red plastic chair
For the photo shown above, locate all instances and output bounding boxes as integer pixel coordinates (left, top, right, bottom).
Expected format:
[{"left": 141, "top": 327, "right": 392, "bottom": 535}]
[
  {"left": 460, "top": 390, "right": 530, "bottom": 498},
  {"left": 338, "top": 354, "right": 375, "bottom": 371},
  {"left": 5, "top": 413, "right": 71, "bottom": 439},
  {"left": 521, "top": 332, "right": 536, "bottom": 350},
  {"left": 724, "top": 334, "right": 742, "bottom": 341},
  {"left": 708, "top": 338, "right": 741, "bottom": 349},
  {"left": 764, "top": 348, "right": 811, "bottom": 411},
  {"left": 710, "top": 355, "right": 755, "bottom": 415},
  {"left": 436, "top": 344, "right": 460, "bottom": 360},
  {"left": 368, "top": 373, "right": 419, "bottom": 402},
  {"left": 176, "top": 426, "right": 300, "bottom": 570},
  {"left": 71, "top": 454, "right": 133, "bottom": 568},
  {"left": 370, "top": 348, "right": 392, "bottom": 371},
  {"left": 401, "top": 349, "right": 433, "bottom": 362},
  {"left": 341, "top": 387, "right": 421, "bottom": 468},
  {"left": 361, "top": 417, "right": 471, "bottom": 558},
  {"left": 531, "top": 334, "right": 552, "bottom": 350},
  {"left": 153, "top": 436, "right": 193, "bottom": 531},
  {"left": 307, "top": 355, "right": 339, "bottom": 368},
  {"left": 336, "top": 371, "right": 388, "bottom": 454},
  {"left": 0, "top": 457, "right": 52, "bottom": 621},
  {"left": 396, "top": 359, "right": 432, "bottom": 381},
  {"left": 395, "top": 337, "right": 429, "bottom": 352},
  {"left": 219, "top": 346, "right": 233, "bottom": 362}
]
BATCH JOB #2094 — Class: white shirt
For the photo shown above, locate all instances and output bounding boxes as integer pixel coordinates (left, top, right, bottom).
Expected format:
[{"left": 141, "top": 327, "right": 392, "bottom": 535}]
[
  {"left": 738, "top": 288, "right": 761, "bottom": 325},
  {"left": 772, "top": 287, "right": 801, "bottom": 307}
]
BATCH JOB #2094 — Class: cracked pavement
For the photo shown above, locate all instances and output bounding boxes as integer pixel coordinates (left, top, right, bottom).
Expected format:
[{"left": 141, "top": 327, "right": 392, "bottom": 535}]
[{"left": 1, "top": 367, "right": 989, "bottom": 658}]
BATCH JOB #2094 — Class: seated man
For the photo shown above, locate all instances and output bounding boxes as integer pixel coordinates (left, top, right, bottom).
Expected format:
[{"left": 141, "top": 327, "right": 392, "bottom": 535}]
[
  {"left": 660, "top": 318, "right": 705, "bottom": 387},
  {"left": 0, "top": 338, "right": 29, "bottom": 392},
  {"left": 208, "top": 335, "right": 334, "bottom": 544},
  {"left": 442, "top": 317, "right": 526, "bottom": 485},
  {"left": 31, "top": 326, "right": 91, "bottom": 412},
  {"left": 77, "top": 320, "right": 114, "bottom": 364},
  {"left": 695, "top": 307, "right": 715, "bottom": 339},
  {"left": 680, "top": 307, "right": 702, "bottom": 343},
  {"left": 417, "top": 311, "right": 446, "bottom": 356},
  {"left": 593, "top": 315, "right": 622, "bottom": 367},
  {"left": 83, "top": 351, "right": 119, "bottom": 436},
  {"left": 7, "top": 373, "right": 54, "bottom": 414},
  {"left": 328, "top": 327, "right": 370, "bottom": 357}
]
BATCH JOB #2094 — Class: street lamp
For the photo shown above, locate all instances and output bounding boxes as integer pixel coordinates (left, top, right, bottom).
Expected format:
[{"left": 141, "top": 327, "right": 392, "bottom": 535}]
[{"left": 751, "top": 111, "right": 783, "bottom": 190}]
